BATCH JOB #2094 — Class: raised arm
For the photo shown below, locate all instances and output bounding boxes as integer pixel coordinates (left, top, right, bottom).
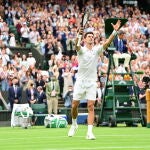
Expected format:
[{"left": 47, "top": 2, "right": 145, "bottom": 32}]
[
  {"left": 75, "top": 27, "right": 84, "bottom": 52},
  {"left": 103, "top": 20, "right": 121, "bottom": 50}
]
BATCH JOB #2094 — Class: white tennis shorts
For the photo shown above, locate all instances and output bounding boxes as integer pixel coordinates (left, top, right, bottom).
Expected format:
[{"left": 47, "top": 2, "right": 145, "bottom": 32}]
[{"left": 73, "top": 79, "right": 97, "bottom": 101}]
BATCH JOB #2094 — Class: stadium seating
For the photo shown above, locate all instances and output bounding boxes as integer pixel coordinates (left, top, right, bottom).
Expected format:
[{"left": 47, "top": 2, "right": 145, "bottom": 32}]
[
  {"left": 0, "top": 105, "right": 3, "bottom": 110},
  {"left": 31, "top": 103, "right": 47, "bottom": 114},
  {"left": 31, "top": 103, "right": 48, "bottom": 125}
]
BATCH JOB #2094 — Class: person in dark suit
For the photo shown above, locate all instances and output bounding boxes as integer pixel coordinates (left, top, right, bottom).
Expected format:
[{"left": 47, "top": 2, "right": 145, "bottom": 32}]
[
  {"left": 8, "top": 77, "right": 22, "bottom": 111},
  {"left": 37, "top": 86, "right": 47, "bottom": 104},
  {"left": 35, "top": 74, "right": 46, "bottom": 91},
  {"left": 26, "top": 80, "right": 38, "bottom": 104},
  {"left": 113, "top": 30, "right": 131, "bottom": 73}
]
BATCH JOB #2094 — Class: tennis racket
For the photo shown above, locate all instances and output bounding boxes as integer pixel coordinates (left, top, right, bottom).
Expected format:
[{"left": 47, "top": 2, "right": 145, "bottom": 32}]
[
  {"left": 77, "top": 11, "right": 90, "bottom": 46},
  {"left": 81, "top": 11, "right": 90, "bottom": 28}
]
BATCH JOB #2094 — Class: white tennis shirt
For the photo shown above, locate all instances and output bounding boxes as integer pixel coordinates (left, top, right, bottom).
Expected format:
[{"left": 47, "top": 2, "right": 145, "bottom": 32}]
[{"left": 76, "top": 44, "right": 104, "bottom": 81}]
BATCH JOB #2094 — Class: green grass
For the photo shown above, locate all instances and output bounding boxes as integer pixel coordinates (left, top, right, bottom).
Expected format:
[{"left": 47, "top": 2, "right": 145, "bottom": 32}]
[{"left": 0, "top": 125, "right": 150, "bottom": 150}]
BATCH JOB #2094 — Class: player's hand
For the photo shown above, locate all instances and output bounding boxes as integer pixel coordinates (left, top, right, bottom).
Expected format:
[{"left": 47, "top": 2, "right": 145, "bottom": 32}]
[
  {"left": 111, "top": 20, "right": 121, "bottom": 31},
  {"left": 78, "top": 27, "right": 84, "bottom": 35}
]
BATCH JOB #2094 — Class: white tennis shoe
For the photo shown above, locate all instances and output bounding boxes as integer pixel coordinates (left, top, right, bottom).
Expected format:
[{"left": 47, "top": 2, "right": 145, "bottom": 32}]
[
  {"left": 68, "top": 125, "right": 78, "bottom": 137},
  {"left": 86, "top": 132, "right": 96, "bottom": 140}
]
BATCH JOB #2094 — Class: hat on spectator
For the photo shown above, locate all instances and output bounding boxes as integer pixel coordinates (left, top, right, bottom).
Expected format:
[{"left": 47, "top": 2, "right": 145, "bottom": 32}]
[{"left": 23, "top": 22, "right": 27, "bottom": 25}]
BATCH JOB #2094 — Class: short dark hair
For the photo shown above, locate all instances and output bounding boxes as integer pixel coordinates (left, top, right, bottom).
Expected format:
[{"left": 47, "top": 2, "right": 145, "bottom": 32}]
[
  {"left": 84, "top": 32, "right": 94, "bottom": 38},
  {"left": 13, "top": 76, "right": 18, "bottom": 80},
  {"left": 118, "top": 30, "right": 125, "bottom": 35}
]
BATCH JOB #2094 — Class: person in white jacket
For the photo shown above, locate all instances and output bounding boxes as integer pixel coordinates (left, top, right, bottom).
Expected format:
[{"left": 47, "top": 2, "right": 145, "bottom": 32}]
[{"left": 9, "top": 33, "right": 16, "bottom": 47}]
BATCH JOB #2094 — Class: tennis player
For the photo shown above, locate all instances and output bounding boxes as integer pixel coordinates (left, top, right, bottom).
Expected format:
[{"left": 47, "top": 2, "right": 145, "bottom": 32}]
[{"left": 68, "top": 20, "right": 121, "bottom": 140}]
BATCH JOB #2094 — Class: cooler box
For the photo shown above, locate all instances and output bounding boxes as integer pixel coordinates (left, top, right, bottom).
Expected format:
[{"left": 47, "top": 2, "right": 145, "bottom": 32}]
[
  {"left": 35, "top": 114, "right": 67, "bottom": 126},
  {"left": 57, "top": 114, "right": 67, "bottom": 119},
  {"left": 77, "top": 113, "right": 88, "bottom": 124},
  {"left": 44, "top": 114, "right": 68, "bottom": 128}
]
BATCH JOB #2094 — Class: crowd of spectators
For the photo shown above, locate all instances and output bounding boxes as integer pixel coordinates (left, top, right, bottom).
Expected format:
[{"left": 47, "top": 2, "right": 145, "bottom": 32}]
[{"left": 0, "top": 0, "right": 149, "bottom": 111}]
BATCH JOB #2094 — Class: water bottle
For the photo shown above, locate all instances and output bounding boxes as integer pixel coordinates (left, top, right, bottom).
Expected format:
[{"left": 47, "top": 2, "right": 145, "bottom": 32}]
[{"left": 116, "top": 99, "right": 119, "bottom": 107}]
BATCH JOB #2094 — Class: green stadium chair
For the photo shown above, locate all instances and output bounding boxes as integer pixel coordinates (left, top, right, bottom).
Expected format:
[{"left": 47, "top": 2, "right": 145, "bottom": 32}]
[
  {"left": 0, "top": 105, "right": 3, "bottom": 110},
  {"left": 31, "top": 103, "right": 47, "bottom": 126},
  {"left": 25, "top": 43, "right": 32, "bottom": 49},
  {"left": 9, "top": 25, "right": 17, "bottom": 32},
  {"left": 31, "top": 103, "right": 47, "bottom": 114}
]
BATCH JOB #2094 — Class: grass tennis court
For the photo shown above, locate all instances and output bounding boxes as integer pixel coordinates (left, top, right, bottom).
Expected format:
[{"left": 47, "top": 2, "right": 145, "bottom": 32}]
[{"left": 0, "top": 125, "right": 150, "bottom": 150}]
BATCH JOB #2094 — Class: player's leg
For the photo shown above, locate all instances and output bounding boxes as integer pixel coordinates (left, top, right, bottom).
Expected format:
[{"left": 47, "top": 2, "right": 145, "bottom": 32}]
[
  {"left": 68, "top": 100, "right": 80, "bottom": 137},
  {"left": 85, "top": 82, "right": 97, "bottom": 140},
  {"left": 68, "top": 80, "right": 84, "bottom": 137},
  {"left": 86, "top": 100, "right": 96, "bottom": 140},
  {"left": 71, "top": 100, "right": 80, "bottom": 120}
]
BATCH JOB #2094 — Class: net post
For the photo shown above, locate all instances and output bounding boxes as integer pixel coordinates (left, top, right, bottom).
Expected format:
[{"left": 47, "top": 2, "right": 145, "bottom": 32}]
[{"left": 146, "top": 89, "right": 150, "bottom": 128}]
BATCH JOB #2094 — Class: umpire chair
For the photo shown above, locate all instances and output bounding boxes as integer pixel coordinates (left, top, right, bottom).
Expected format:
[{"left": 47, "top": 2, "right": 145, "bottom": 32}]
[{"left": 97, "top": 18, "right": 146, "bottom": 127}]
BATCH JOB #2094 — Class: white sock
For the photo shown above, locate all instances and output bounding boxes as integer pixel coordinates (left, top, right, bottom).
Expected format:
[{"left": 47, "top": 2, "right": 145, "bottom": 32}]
[
  {"left": 88, "top": 125, "right": 93, "bottom": 134},
  {"left": 72, "top": 118, "right": 77, "bottom": 126}
]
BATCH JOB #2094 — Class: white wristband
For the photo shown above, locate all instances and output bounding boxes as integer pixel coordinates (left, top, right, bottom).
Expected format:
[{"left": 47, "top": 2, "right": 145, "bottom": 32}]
[
  {"left": 112, "top": 30, "right": 118, "bottom": 36},
  {"left": 77, "top": 34, "right": 82, "bottom": 46},
  {"left": 78, "top": 34, "right": 82, "bottom": 39}
]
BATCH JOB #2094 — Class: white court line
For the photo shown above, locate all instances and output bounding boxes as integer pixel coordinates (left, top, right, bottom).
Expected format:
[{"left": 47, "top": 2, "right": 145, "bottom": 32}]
[
  {"left": 44, "top": 146, "right": 150, "bottom": 150},
  {"left": 0, "top": 134, "right": 150, "bottom": 141},
  {"left": 1, "top": 136, "right": 150, "bottom": 150}
]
